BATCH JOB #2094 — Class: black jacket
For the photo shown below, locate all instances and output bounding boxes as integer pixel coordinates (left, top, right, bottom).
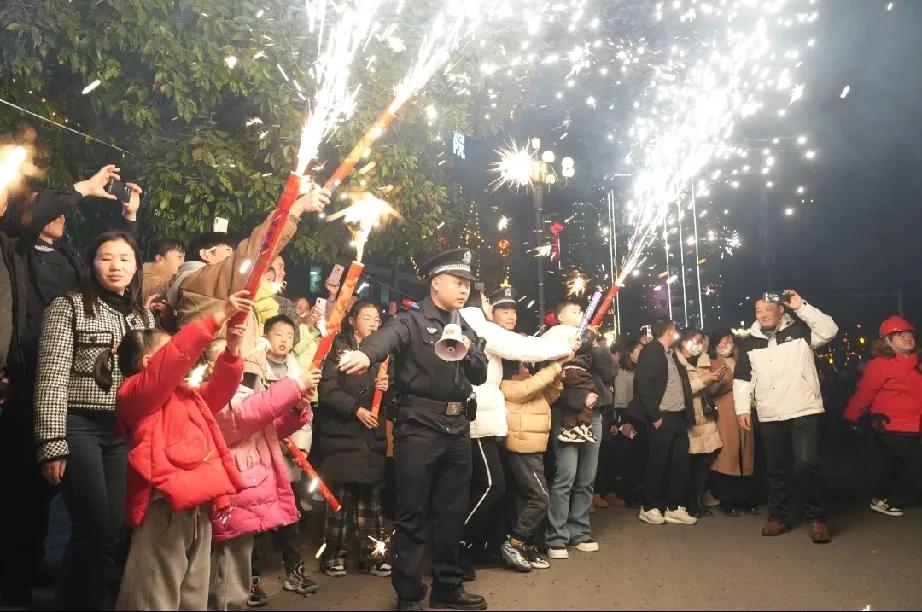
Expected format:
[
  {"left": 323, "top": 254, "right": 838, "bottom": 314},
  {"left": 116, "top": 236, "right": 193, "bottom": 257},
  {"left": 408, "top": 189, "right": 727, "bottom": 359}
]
[
  {"left": 312, "top": 334, "right": 388, "bottom": 485},
  {"left": 0, "top": 190, "right": 135, "bottom": 401},
  {"left": 627, "top": 341, "right": 694, "bottom": 426}
]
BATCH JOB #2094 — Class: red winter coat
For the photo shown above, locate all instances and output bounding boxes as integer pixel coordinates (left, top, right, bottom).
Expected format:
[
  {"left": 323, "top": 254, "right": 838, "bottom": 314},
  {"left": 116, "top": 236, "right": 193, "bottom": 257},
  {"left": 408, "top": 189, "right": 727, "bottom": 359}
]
[
  {"left": 117, "top": 314, "right": 245, "bottom": 528},
  {"left": 844, "top": 353, "right": 922, "bottom": 434}
]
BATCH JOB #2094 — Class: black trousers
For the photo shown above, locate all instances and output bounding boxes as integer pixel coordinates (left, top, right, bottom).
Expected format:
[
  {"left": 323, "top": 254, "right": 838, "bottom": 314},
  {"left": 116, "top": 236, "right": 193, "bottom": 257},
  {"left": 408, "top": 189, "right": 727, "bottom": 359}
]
[
  {"left": 463, "top": 437, "right": 506, "bottom": 551},
  {"left": 57, "top": 412, "right": 128, "bottom": 610},
  {"left": 0, "top": 398, "right": 58, "bottom": 599},
  {"left": 875, "top": 432, "right": 922, "bottom": 500},
  {"left": 643, "top": 413, "right": 690, "bottom": 511},
  {"left": 613, "top": 417, "right": 648, "bottom": 503},
  {"left": 506, "top": 452, "right": 549, "bottom": 543},
  {"left": 761, "top": 413, "right": 825, "bottom": 523},
  {"left": 392, "top": 421, "right": 471, "bottom": 602}
]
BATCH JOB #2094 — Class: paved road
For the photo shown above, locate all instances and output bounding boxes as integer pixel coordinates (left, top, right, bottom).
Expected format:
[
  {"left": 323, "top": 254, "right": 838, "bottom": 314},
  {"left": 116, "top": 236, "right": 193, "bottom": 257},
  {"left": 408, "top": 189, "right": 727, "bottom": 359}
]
[
  {"left": 35, "top": 433, "right": 921, "bottom": 610},
  {"left": 255, "top": 436, "right": 921, "bottom": 611}
]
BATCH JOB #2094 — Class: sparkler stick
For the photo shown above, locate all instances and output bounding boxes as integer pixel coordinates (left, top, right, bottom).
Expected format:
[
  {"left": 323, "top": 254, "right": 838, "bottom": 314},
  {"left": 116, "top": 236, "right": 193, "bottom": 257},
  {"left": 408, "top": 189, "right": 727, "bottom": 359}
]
[
  {"left": 576, "top": 290, "right": 603, "bottom": 337},
  {"left": 370, "top": 358, "right": 390, "bottom": 418},
  {"left": 228, "top": 172, "right": 300, "bottom": 327},
  {"left": 324, "top": 107, "right": 397, "bottom": 190},
  {"left": 310, "top": 262, "right": 365, "bottom": 370},
  {"left": 590, "top": 284, "right": 622, "bottom": 327},
  {"left": 284, "top": 437, "right": 341, "bottom": 513}
]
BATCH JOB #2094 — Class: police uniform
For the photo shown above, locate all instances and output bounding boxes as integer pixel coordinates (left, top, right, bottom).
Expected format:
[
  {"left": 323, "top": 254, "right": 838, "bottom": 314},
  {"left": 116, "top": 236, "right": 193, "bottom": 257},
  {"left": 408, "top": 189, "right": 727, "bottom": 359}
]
[{"left": 357, "top": 249, "right": 488, "bottom": 607}]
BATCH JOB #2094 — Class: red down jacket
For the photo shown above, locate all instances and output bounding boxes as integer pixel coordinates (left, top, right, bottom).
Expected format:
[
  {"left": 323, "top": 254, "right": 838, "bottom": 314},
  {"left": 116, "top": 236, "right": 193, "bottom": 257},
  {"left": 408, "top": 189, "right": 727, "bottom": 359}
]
[
  {"left": 116, "top": 314, "right": 245, "bottom": 527},
  {"left": 844, "top": 353, "right": 922, "bottom": 434}
]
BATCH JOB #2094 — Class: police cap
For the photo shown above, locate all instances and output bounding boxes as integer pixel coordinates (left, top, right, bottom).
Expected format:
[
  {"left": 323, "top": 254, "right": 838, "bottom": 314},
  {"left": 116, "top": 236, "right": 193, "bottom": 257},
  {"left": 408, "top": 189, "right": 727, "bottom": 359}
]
[
  {"left": 420, "top": 248, "right": 477, "bottom": 281},
  {"left": 490, "top": 286, "right": 518, "bottom": 309}
]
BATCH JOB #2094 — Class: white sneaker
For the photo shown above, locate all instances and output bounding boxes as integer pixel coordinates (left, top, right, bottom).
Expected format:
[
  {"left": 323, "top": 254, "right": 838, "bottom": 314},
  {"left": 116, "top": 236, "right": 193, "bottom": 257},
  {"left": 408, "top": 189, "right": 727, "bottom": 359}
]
[
  {"left": 557, "top": 428, "right": 586, "bottom": 443},
  {"left": 664, "top": 506, "right": 698, "bottom": 525},
  {"left": 573, "top": 540, "right": 599, "bottom": 552},
  {"left": 546, "top": 547, "right": 569, "bottom": 559},
  {"left": 870, "top": 498, "right": 904, "bottom": 517},
  {"left": 573, "top": 423, "right": 598, "bottom": 443},
  {"left": 638, "top": 507, "right": 666, "bottom": 525}
]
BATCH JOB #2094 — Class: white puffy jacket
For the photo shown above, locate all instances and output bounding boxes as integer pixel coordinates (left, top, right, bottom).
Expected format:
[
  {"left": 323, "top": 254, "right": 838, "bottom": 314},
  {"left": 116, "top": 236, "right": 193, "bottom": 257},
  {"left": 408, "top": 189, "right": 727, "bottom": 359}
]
[
  {"left": 460, "top": 307, "right": 571, "bottom": 439},
  {"left": 732, "top": 302, "right": 838, "bottom": 422}
]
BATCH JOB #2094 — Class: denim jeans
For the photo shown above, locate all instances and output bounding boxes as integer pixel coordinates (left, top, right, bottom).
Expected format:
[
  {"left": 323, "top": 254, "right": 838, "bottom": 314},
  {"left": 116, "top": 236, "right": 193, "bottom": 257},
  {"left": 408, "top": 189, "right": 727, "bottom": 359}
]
[
  {"left": 57, "top": 411, "right": 128, "bottom": 610},
  {"left": 545, "top": 407, "right": 602, "bottom": 549}
]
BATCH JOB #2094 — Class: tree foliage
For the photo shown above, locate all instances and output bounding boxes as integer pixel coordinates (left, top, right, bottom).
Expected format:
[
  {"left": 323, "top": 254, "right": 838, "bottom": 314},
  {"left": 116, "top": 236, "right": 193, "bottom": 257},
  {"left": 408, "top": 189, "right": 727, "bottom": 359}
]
[{"left": 0, "top": 0, "right": 516, "bottom": 263}]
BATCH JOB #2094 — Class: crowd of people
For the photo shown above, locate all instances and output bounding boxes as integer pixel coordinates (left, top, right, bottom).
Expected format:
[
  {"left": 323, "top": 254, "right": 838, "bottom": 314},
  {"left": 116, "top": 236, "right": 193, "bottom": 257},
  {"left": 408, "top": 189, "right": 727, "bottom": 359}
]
[{"left": 1, "top": 165, "right": 921, "bottom": 612}]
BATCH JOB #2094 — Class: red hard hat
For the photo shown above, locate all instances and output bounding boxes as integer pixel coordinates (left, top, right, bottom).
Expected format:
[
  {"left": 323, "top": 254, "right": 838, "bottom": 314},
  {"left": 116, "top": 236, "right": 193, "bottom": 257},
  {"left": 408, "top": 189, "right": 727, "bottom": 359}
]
[{"left": 879, "top": 316, "right": 915, "bottom": 338}]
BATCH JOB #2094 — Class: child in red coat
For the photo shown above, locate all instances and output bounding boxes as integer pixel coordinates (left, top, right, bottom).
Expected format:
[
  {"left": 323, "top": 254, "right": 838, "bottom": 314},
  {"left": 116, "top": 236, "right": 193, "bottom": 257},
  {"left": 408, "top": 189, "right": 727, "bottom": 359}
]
[{"left": 114, "top": 291, "right": 252, "bottom": 611}]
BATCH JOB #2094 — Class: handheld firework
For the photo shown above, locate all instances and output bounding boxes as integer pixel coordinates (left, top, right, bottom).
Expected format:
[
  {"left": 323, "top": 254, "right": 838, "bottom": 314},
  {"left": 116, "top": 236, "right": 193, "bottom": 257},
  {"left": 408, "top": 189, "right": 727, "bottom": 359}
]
[
  {"left": 577, "top": 290, "right": 603, "bottom": 338},
  {"left": 229, "top": 173, "right": 301, "bottom": 327},
  {"left": 370, "top": 358, "right": 390, "bottom": 418},
  {"left": 284, "top": 438, "right": 341, "bottom": 513},
  {"left": 310, "top": 262, "right": 365, "bottom": 370},
  {"left": 590, "top": 284, "right": 622, "bottom": 327}
]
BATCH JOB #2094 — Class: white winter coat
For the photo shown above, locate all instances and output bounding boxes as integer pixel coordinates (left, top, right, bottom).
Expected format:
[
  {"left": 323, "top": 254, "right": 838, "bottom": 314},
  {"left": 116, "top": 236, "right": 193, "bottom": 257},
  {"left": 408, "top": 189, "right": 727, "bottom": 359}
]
[
  {"left": 732, "top": 302, "right": 838, "bottom": 422},
  {"left": 460, "top": 307, "right": 571, "bottom": 438}
]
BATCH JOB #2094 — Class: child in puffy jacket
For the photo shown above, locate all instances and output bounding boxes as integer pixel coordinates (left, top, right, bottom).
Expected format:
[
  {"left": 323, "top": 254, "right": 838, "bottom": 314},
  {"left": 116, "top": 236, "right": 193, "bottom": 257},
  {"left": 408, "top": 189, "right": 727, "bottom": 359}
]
[
  {"left": 114, "top": 292, "right": 251, "bottom": 611},
  {"left": 205, "top": 335, "right": 321, "bottom": 610}
]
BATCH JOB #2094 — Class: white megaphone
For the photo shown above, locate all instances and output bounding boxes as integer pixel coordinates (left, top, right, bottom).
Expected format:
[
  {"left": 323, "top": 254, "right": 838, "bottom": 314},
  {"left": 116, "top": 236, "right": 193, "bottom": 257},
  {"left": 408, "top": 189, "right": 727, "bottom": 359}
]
[{"left": 434, "top": 323, "right": 469, "bottom": 361}]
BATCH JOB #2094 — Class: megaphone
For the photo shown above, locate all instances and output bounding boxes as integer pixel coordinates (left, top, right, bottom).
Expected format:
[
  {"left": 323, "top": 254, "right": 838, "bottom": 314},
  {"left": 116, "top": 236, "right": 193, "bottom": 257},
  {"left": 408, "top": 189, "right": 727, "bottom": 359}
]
[{"left": 434, "top": 323, "right": 469, "bottom": 361}]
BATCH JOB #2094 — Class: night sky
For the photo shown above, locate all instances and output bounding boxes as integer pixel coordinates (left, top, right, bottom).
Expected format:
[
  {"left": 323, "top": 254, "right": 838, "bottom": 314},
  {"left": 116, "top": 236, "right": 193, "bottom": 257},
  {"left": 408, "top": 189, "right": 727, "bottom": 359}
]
[{"left": 448, "top": 0, "right": 922, "bottom": 338}]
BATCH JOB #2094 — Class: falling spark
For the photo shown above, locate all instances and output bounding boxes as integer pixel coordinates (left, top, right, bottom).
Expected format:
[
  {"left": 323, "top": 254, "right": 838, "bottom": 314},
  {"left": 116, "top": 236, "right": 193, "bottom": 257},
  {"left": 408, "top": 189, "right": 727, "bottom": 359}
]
[
  {"left": 565, "top": 270, "right": 589, "bottom": 297},
  {"left": 244, "top": 117, "right": 264, "bottom": 127},
  {"left": 239, "top": 259, "right": 253, "bottom": 275},
  {"left": 315, "top": 542, "right": 327, "bottom": 559},
  {"left": 326, "top": 192, "right": 401, "bottom": 262},
  {"left": 369, "top": 536, "right": 388, "bottom": 560},
  {"left": 532, "top": 243, "right": 554, "bottom": 258},
  {"left": 498, "top": 215, "right": 510, "bottom": 231},
  {"left": 308, "top": 478, "right": 319, "bottom": 493},
  {"left": 840, "top": 85, "right": 850, "bottom": 99},
  {"left": 81, "top": 79, "right": 102, "bottom": 94}
]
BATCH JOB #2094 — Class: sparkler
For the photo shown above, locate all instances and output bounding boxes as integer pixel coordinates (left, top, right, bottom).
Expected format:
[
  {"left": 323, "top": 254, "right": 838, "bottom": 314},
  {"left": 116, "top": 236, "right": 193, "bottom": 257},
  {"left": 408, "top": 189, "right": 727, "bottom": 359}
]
[
  {"left": 310, "top": 262, "right": 365, "bottom": 370},
  {"left": 324, "top": 1, "right": 492, "bottom": 189},
  {"left": 285, "top": 438, "right": 341, "bottom": 513},
  {"left": 295, "top": 0, "right": 387, "bottom": 176}
]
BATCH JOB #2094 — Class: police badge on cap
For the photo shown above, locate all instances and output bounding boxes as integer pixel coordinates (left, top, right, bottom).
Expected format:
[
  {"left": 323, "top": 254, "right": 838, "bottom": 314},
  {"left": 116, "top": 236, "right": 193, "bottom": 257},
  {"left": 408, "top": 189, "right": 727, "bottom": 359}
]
[
  {"left": 420, "top": 248, "right": 477, "bottom": 281},
  {"left": 490, "top": 286, "right": 518, "bottom": 308}
]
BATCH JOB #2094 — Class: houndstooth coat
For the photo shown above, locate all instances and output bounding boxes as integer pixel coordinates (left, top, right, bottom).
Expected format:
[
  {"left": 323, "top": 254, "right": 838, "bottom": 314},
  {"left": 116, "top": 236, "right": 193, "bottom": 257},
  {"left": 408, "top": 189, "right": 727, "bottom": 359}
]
[{"left": 33, "top": 293, "right": 153, "bottom": 463}]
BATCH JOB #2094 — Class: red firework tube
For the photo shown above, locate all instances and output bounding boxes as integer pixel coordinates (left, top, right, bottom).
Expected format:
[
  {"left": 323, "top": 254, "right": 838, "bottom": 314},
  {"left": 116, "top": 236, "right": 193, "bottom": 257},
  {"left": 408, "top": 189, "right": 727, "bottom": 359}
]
[
  {"left": 370, "top": 358, "right": 389, "bottom": 418},
  {"left": 590, "top": 284, "right": 621, "bottom": 327},
  {"left": 310, "top": 262, "right": 365, "bottom": 369},
  {"left": 230, "top": 172, "right": 301, "bottom": 327},
  {"left": 323, "top": 108, "right": 397, "bottom": 190},
  {"left": 284, "top": 438, "right": 341, "bottom": 513}
]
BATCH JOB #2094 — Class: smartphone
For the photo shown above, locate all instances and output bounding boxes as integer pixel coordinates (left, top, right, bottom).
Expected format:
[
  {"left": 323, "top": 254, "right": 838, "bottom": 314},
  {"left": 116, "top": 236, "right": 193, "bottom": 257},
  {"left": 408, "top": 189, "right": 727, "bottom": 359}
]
[
  {"left": 762, "top": 290, "right": 792, "bottom": 305},
  {"left": 327, "top": 264, "right": 345, "bottom": 287},
  {"left": 106, "top": 180, "right": 132, "bottom": 203}
]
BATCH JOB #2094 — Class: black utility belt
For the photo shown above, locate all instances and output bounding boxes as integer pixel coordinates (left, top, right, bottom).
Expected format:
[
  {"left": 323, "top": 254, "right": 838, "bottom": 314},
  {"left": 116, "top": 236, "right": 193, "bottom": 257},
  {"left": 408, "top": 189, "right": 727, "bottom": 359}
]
[{"left": 402, "top": 396, "right": 466, "bottom": 417}]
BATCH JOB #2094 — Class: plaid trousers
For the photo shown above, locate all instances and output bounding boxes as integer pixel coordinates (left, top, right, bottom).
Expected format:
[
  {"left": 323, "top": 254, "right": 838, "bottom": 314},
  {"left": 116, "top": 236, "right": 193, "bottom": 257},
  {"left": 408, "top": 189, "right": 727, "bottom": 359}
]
[{"left": 321, "top": 484, "right": 386, "bottom": 570}]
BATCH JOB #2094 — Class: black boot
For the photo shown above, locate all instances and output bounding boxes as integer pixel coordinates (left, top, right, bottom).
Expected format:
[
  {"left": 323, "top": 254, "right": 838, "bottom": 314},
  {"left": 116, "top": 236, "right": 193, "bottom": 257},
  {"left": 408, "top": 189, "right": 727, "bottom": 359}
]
[
  {"left": 429, "top": 591, "right": 487, "bottom": 611},
  {"left": 397, "top": 598, "right": 423, "bottom": 611}
]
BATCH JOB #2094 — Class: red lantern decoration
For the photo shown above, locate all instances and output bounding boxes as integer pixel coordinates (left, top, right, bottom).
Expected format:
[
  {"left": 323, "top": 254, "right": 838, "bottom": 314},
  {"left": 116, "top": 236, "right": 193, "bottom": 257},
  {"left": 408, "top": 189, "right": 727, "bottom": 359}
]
[{"left": 549, "top": 220, "right": 566, "bottom": 262}]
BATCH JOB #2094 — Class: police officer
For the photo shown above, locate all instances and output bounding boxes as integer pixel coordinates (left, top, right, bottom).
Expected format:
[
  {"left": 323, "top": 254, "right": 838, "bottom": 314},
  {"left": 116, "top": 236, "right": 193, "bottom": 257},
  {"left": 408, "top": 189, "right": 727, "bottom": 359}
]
[{"left": 339, "top": 249, "right": 489, "bottom": 612}]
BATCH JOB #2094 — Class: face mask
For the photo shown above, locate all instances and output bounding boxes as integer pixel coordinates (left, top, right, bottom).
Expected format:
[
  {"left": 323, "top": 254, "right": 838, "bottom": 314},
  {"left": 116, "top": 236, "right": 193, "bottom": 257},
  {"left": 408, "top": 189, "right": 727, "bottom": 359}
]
[
  {"left": 684, "top": 341, "right": 703, "bottom": 357},
  {"left": 717, "top": 346, "right": 734, "bottom": 357}
]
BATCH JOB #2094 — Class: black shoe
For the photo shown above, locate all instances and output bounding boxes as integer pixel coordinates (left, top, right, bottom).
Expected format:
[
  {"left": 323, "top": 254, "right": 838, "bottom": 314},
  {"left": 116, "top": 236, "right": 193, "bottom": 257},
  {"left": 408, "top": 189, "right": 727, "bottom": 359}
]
[
  {"left": 429, "top": 591, "right": 488, "bottom": 610},
  {"left": 397, "top": 598, "right": 423, "bottom": 611}
]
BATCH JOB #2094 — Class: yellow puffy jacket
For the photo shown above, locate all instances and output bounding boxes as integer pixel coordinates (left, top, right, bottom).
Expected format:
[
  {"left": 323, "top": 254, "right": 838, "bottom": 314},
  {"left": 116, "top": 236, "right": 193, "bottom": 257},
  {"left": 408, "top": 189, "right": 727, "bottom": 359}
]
[{"left": 502, "top": 363, "right": 563, "bottom": 454}]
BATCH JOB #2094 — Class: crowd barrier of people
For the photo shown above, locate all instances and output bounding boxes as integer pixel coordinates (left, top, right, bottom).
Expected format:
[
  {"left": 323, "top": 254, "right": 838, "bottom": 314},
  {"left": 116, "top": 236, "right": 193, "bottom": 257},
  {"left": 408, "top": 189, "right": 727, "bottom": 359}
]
[{"left": 1, "top": 167, "right": 920, "bottom": 612}]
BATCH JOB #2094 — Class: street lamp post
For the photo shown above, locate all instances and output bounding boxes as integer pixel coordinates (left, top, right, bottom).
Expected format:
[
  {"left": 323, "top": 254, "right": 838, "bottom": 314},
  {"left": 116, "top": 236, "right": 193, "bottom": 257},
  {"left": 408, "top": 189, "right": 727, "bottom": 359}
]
[{"left": 527, "top": 137, "right": 574, "bottom": 318}]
